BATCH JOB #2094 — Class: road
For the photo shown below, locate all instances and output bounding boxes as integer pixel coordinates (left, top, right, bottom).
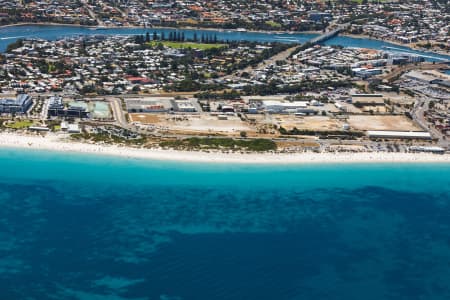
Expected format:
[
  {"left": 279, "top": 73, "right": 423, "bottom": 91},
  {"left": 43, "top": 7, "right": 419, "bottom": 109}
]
[
  {"left": 40, "top": 96, "right": 49, "bottom": 121},
  {"left": 106, "top": 97, "right": 129, "bottom": 128},
  {"left": 111, "top": 4, "right": 127, "bottom": 20},
  {"left": 81, "top": 1, "right": 105, "bottom": 26},
  {"left": 28, "top": 92, "right": 130, "bottom": 129},
  {"left": 25, "top": 91, "right": 448, "bottom": 151},
  {"left": 382, "top": 62, "right": 449, "bottom": 83},
  {"left": 411, "top": 96, "right": 448, "bottom": 148}
]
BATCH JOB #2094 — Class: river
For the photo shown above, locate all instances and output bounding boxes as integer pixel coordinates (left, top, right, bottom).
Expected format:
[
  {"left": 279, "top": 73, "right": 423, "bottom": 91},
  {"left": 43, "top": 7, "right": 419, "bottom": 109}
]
[{"left": 1, "top": 24, "right": 449, "bottom": 62}]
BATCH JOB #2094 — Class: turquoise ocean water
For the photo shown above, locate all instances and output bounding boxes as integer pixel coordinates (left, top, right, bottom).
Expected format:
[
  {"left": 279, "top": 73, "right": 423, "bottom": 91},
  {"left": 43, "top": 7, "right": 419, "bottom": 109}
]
[{"left": 0, "top": 148, "right": 450, "bottom": 299}]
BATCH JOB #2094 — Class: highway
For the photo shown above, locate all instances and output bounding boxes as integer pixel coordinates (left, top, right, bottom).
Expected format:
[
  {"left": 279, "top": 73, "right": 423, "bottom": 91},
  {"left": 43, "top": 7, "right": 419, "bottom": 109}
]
[{"left": 411, "top": 96, "right": 448, "bottom": 148}]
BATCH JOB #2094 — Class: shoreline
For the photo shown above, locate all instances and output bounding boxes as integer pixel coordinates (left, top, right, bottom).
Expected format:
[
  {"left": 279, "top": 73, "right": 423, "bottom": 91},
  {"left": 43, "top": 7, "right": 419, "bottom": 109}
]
[
  {"left": 1, "top": 22, "right": 448, "bottom": 57},
  {"left": 341, "top": 33, "right": 450, "bottom": 56},
  {"left": 1, "top": 132, "right": 449, "bottom": 165},
  {"left": 0, "top": 22, "right": 305, "bottom": 35}
]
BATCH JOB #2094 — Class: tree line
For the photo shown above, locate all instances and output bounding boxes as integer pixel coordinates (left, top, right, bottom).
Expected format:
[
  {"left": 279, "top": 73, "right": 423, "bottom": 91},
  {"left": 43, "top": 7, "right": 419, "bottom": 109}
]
[
  {"left": 134, "top": 31, "right": 219, "bottom": 44},
  {"left": 241, "top": 79, "right": 353, "bottom": 96}
]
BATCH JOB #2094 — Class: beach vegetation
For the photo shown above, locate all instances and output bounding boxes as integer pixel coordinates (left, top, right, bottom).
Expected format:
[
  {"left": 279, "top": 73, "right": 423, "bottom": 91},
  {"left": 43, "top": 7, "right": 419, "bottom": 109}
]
[
  {"left": 71, "top": 128, "right": 146, "bottom": 145},
  {"left": 4, "top": 119, "right": 34, "bottom": 129},
  {"left": 160, "top": 137, "right": 277, "bottom": 152},
  {"left": 46, "top": 120, "right": 63, "bottom": 132},
  {"left": 0, "top": 118, "right": 9, "bottom": 128}
]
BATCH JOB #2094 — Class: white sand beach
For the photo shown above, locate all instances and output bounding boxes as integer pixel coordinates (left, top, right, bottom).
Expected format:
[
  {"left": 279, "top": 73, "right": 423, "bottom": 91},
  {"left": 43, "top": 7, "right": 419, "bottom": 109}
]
[{"left": 0, "top": 132, "right": 449, "bottom": 164}]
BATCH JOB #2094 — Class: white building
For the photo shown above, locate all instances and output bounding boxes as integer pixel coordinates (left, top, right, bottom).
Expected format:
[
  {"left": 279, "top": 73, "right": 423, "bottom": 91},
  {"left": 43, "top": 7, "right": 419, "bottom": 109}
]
[
  {"left": 174, "top": 100, "right": 196, "bottom": 112},
  {"left": 262, "top": 100, "right": 309, "bottom": 113},
  {"left": 367, "top": 131, "right": 432, "bottom": 140}
]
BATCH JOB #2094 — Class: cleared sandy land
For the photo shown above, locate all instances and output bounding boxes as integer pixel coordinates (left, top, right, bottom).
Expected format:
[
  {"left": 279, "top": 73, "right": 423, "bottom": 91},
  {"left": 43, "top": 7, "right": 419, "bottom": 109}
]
[
  {"left": 348, "top": 115, "right": 420, "bottom": 131},
  {"left": 129, "top": 113, "right": 160, "bottom": 124},
  {"left": 273, "top": 115, "right": 342, "bottom": 131},
  {"left": 132, "top": 113, "right": 253, "bottom": 133},
  {"left": 386, "top": 94, "right": 416, "bottom": 105},
  {"left": 166, "top": 115, "right": 252, "bottom": 133}
]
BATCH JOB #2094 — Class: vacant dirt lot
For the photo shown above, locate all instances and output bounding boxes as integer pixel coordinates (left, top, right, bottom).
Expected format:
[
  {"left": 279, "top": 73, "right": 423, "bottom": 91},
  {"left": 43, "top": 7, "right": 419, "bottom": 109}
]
[
  {"left": 348, "top": 115, "right": 420, "bottom": 131},
  {"left": 132, "top": 113, "right": 254, "bottom": 134},
  {"left": 129, "top": 114, "right": 160, "bottom": 124},
  {"left": 164, "top": 115, "right": 252, "bottom": 133},
  {"left": 272, "top": 115, "right": 342, "bottom": 131}
]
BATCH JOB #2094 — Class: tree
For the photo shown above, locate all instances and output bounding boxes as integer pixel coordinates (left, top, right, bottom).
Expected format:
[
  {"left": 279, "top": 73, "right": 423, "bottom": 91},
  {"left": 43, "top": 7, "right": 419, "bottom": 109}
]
[
  {"left": 134, "top": 35, "right": 144, "bottom": 44},
  {"left": 240, "top": 131, "right": 247, "bottom": 138},
  {"left": 81, "top": 40, "right": 87, "bottom": 55},
  {"left": 6, "top": 39, "right": 24, "bottom": 53},
  {"left": 429, "top": 101, "right": 436, "bottom": 110},
  {"left": 171, "top": 61, "right": 178, "bottom": 71}
]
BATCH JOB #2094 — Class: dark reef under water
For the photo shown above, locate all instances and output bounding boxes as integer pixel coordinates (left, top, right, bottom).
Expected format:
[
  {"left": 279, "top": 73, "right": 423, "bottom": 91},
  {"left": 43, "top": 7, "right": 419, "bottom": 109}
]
[
  {"left": 1, "top": 182, "right": 450, "bottom": 299},
  {"left": 0, "top": 150, "right": 449, "bottom": 299}
]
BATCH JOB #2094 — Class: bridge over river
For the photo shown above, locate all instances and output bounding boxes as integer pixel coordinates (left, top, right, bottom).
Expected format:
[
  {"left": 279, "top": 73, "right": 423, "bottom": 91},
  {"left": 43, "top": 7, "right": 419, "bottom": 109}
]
[{"left": 307, "top": 24, "right": 350, "bottom": 45}]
